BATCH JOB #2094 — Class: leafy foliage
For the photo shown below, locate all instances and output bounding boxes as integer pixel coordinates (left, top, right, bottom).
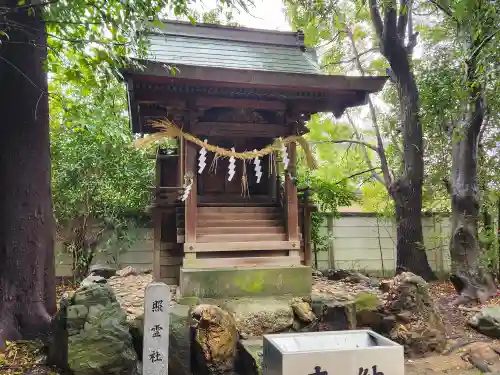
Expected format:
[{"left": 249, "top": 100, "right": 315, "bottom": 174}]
[{"left": 50, "top": 77, "right": 154, "bottom": 279}]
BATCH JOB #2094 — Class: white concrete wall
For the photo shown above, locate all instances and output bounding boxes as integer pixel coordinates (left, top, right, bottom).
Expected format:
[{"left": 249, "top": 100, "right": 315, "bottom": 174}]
[
  {"left": 55, "top": 227, "right": 154, "bottom": 277},
  {"left": 55, "top": 215, "right": 455, "bottom": 278},
  {"left": 313, "top": 214, "right": 452, "bottom": 276}
]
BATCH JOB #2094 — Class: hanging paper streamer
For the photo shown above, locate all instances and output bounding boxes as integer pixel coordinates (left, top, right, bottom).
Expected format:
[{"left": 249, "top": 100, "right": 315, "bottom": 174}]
[
  {"left": 209, "top": 153, "right": 220, "bottom": 173},
  {"left": 198, "top": 139, "right": 208, "bottom": 174},
  {"left": 253, "top": 149, "right": 262, "bottom": 183},
  {"left": 181, "top": 172, "right": 194, "bottom": 202},
  {"left": 228, "top": 147, "right": 236, "bottom": 181},
  {"left": 281, "top": 143, "right": 289, "bottom": 170},
  {"left": 241, "top": 161, "right": 250, "bottom": 198}
]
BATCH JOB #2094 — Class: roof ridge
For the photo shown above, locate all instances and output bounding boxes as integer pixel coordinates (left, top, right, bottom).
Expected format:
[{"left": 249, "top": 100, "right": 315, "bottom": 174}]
[
  {"left": 158, "top": 19, "right": 298, "bottom": 36},
  {"left": 148, "top": 19, "right": 306, "bottom": 50}
]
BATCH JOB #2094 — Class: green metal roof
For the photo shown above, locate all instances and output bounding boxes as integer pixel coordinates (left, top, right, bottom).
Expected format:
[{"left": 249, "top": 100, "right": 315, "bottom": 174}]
[{"left": 143, "top": 21, "right": 324, "bottom": 75}]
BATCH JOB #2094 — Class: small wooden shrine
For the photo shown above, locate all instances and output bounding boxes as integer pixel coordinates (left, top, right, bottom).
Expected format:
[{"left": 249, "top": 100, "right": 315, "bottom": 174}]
[{"left": 123, "top": 21, "right": 386, "bottom": 297}]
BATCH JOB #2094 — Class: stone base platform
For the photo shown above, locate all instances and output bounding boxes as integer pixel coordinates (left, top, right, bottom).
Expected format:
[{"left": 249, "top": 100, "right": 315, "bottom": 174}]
[{"left": 179, "top": 265, "right": 312, "bottom": 298}]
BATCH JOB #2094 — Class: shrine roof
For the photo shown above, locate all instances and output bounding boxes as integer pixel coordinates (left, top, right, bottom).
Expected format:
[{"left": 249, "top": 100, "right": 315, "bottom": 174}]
[{"left": 142, "top": 21, "right": 323, "bottom": 75}]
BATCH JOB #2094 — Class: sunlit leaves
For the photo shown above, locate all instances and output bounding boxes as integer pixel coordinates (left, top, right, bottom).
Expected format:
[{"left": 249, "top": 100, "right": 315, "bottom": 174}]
[{"left": 50, "top": 77, "right": 154, "bottom": 227}]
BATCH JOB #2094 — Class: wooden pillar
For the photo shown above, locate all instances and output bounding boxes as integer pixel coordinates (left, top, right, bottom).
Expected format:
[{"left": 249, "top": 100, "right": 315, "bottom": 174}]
[
  {"left": 268, "top": 154, "right": 277, "bottom": 203},
  {"left": 285, "top": 142, "right": 299, "bottom": 245},
  {"left": 152, "top": 154, "right": 162, "bottom": 281},
  {"left": 303, "top": 200, "right": 312, "bottom": 266},
  {"left": 184, "top": 139, "right": 198, "bottom": 243}
]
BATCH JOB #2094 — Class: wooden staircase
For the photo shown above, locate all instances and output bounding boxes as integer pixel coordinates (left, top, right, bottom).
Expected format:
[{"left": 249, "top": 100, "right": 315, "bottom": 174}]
[{"left": 176, "top": 206, "right": 302, "bottom": 268}]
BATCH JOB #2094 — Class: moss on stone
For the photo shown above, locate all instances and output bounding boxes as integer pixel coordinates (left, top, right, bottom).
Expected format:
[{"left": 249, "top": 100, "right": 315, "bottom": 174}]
[
  {"left": 354, "top": 292, "right": 379, "bottom": 311},
  {"left": 180, "top": 266, "right": 311, "bottom": 298}
]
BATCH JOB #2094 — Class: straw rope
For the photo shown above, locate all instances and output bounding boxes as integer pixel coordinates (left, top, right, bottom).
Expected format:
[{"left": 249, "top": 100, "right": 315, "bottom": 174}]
[{"left": 133, "top": 119, "right": 317, "bottom": 170}]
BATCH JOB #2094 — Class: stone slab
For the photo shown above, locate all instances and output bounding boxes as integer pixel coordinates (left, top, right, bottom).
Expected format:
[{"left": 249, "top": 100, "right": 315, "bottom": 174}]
[
  {"left": 179, "top": 266, "right": 312, "bottom": 298},
  {"left": 241, "top": 338, "right": 264, "bottom": 375},
  {"left": 143, "top": 282, "right": 170, "bottom": 375}
]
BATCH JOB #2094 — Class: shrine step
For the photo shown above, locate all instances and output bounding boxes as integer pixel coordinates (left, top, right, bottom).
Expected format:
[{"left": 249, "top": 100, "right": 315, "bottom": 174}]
[
  {"left": 198, "top": 212, "right": 282, "bottom": 220},
  {"left": 197, "top": 233, "right": 287, "bottom": 243},
  {"left": 197, "top": 219, "right": 283, "bottom": 228},
  {"left": 197, "top": 206, "right": 280, "bottom": 214},
  {"left": 196, "top": 226, "right": 285, "bottom": 235}
]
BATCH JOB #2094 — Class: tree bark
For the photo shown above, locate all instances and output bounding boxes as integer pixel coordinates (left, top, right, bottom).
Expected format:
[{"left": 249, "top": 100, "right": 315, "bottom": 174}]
[
  {"left": 368, "top": 0, "right": 435, "bottom": 280},
  {"left": 0, "top": 0, "right": 56, "bottom": 347},
  {"left": 392, "top": 179, "right": 435, "bottom": 280},
  {"left": 448, "top": 38, "right": 496, "bottom": 305}
]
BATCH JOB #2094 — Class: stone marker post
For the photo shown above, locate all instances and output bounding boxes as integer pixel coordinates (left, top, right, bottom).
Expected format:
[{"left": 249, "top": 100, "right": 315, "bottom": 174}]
[{"left": 143, "top": 282, "right": 171, "bottom": 375}]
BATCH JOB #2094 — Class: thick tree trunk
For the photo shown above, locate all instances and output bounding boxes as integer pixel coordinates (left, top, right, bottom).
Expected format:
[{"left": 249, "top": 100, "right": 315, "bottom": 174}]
[
  {"left": 0, "top": 0, "right": 56, "bottom": 347},
  {"left": 385, "top": 39, "right": 435, "bottom": 281},
  {"left": 367, "top": 0, "right": 435, "bottom": 281},
  {"left": 449, "top": 44, "right": 496, "bottom": 304},
  {"left": 393, "top": 180, "right": 435, "bottom": 280}
]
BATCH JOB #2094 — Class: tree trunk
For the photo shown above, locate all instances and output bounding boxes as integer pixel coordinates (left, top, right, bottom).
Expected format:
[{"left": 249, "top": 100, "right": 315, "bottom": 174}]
[
  {"left": 0, "top": 0, "right": 56, "bottom": 347},
  {"left": 368, "top": 0, "right": 435, "bottom": 281},
  {"left": 386, "top": 43, "right": 435, "bottom": 281},
  {"left": 449, "top": 41, "right": 496, "bottom": 304},
  {"left": 392, "top": 179, "right": 435, "bottom": 280}
]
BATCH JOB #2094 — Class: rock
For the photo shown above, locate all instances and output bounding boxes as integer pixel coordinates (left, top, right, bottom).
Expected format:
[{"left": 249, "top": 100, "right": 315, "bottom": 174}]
[
  {"left": 63, "top": 282, "right": 137, "bottom": 375},
  {"left": 384, "top": 272, "right": 447, "bottom": 356},
  {"left": 218, "top": 298, "right": 294, "bottom": 336},
  {"left": 312, "top": 269, "right": 323, "bottom": 277},
  {"left": 380, "top": 280, "right": 393, "bottom": 293},
  {"left": 89, "top": 264, "right": 116, "bottom": 279},
  {"left": 353, "top": 292, "right": 394, "bottom": 333},
  {"left": 326, "top": 269, "right": 351, "bottom": 280},
  {"left": 354, "top": 292, "right": 380, "bottom": 311},
  {"left": 469, "top": 306, "right": 500, "bottom": 338},
  {"left": 189, "top": 304, "right": 239, "bottom": 375},
  {"left": 312, "top": 296, "right": 356, "bottom": 331},
  {"left": 80, "top": 275, "right": 107, "bottom": 288},
  {"left": 396, "top": 311, "right": 412, "bottom": 324},
  {"left": 238, "top": 339, "right": 262, "bottom": 375},
  {"left": 356, "top": 309, "right": 383, "bottom": 328},
  {"left": 117, "top": 266, "right": 138, "bottom": 278},
  {"left": 326, "top": 269, "right": 370, "bottom": 284},
  {"left": 290, "top": 297, "right": 316, "bottom": 323}
]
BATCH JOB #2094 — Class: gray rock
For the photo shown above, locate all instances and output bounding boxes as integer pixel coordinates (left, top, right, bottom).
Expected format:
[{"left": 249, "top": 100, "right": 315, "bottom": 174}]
[
  {"left": 312, "top": 269, "right": 323, "bottom": 277},
  {"left": 89, "top": 264, "right": 117, "bottom": 279},
  {"left": 65, "top": 283, "right": 137, "bottom": 375},
  {"left": 81, "top": 275, "right": 107, "bottom": 287},
  {"left": 217, "top": 297, "right": 294, "bottom": 336},
  {"left": 312, "top": 296, "right": 356, "bottom": 331},
  {"left": 469, "top": 306, "right": 500, "bottom": 338}
]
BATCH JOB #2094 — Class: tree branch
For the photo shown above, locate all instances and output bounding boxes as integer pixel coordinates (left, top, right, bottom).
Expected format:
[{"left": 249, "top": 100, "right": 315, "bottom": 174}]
[
  {"left": 0, "top": 0, "right": 59, "bottom": 15},
  {"left": 310, "top": 139, "right": 379, "bottom": 153},
  {"left": 397, "top": 0, "right": 409, "bottom": 40},
  {"left": 384, "top": 0, "right": 398, "bottom": 39},
  {"left": 369, "top": 0, "right": 384, "bottom": 39},
  {"left": 335, "top": 167, "right": 383, "bottom": 185},
  {"left": 467, "top": 27, "right": 500, "bottom": 64},
  {"left": 346, "top": 111, "right": 386, "bottom": 186},
  {"left": 428, "top": 0, "right": 455, "bottom": 19},
  {"left": 322, "top": 48, "right": 378, "bottom": 67},
  {"left": 345, "top": 27, "right": 392, "bottom": 188}
]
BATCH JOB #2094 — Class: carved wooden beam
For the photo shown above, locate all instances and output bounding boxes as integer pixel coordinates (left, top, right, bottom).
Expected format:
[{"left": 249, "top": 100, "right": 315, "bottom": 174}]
[{"left": 191, "top": 122, "right": 289, "bottom": 138}]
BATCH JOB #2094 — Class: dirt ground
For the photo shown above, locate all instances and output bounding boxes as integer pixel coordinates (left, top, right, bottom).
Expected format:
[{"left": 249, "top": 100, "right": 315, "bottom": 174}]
[
  {"left": 404, "top": 282, "right": 500, "bottom": 374},
  {"left": 3, "top": 278, "right": 500, "bottom": 374}
]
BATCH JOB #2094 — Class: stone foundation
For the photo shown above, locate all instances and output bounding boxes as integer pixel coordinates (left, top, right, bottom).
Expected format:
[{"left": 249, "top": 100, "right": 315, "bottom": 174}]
[{"left": 180, "top": 266, "right": 312, "bottom": 298}]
